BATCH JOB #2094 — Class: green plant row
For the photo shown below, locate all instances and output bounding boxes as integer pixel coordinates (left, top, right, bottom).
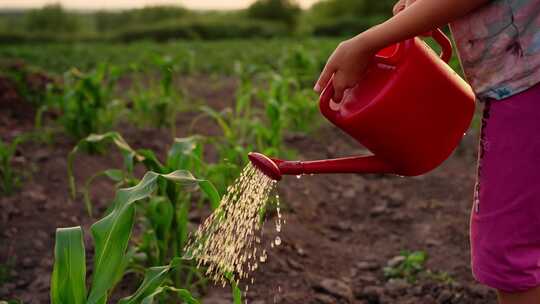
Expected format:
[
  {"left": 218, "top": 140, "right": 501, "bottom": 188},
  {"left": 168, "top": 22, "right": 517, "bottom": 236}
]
[{"left": 51, "top": 170, "right": 206, "bottom": 304}]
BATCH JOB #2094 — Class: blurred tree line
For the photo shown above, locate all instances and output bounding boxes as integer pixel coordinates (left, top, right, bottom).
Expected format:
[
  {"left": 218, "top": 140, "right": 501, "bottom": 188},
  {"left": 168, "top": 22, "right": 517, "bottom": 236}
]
[{"left": 0, "top": 0, "right": 397, "bottom": 43}]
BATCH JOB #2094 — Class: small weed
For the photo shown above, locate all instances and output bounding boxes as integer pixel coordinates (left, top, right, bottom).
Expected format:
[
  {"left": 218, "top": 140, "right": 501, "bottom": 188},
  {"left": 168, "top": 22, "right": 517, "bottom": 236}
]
[
  {"left": 426, "top": 270, "right": 455, "bottom": 285},
  {"left": 383, "top": 251, "right": 428, "bottom": 283},
  {"left": 384, "top": 251, "right": 456, "bottom": 285}
]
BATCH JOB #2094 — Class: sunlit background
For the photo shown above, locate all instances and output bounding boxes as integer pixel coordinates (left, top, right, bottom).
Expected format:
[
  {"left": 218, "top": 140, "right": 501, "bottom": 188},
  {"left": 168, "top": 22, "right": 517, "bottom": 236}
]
[
  {"left": 0, "top": 0, "right": 398, "bottom": 43},
  {"left": 1, "top": 0, "right": 319, "bottom": 10}
]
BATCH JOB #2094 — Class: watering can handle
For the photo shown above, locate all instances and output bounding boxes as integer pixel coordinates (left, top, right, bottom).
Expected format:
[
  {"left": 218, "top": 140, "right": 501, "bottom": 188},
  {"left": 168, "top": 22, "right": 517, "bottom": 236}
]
[
  {"left": 373, "top": 28, "right": 453, "bottom": 65},
  {"left": 429, "top": 28, "right": 452, "bottom": 63}
]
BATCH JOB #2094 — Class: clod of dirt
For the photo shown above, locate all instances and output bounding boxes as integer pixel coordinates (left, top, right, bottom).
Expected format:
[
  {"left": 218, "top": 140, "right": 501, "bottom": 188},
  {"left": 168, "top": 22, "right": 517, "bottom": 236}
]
[
  {"left": 21, "top": 257, "right": 34, "bottom": 268},
  {"left": 314, "top": 293, "right": 339, "bottom": 304},
  {"left": 287, "top": 257, "right": 304, "bottom": 271},
  {"left": 356, "top": 274, "right": 378, "bottom": 285},
  {"left": 384, "top": 278, "right": 410, "bottom": 297},
  {"left": 22, "top": 187, "right": 47, "bottom": 204},
  {"left": 330, "top": 220, "right": 353, "bottom": 232},
  {"left": 369, "top": 203, "right": 388, "bottom": 217},
  {"left": 386, "top": 255, "right": 406, "bottom": 267},
  {"left": 313, "top": 278, "right": 353, "bottom": 302},
  {"left": 358, "top": 285, "right": 384, "bottom": 302},
  {"left": 467, "top": 284, "right": 491, "bottom": 298},
  {"left": 355, "top": 261, "right": 379, "bottom": 271},
  {"left": 437, "top": 289, "right": 453, "bottom": 303},
  {"left": 425, "top": 238, "right": 443, "bottom": 247},
  {"left": 294, "top": 244, "right": 307, "bottom": 257},
  {"left": 342, "top": 189, "right": 356, "bottom": 199}
]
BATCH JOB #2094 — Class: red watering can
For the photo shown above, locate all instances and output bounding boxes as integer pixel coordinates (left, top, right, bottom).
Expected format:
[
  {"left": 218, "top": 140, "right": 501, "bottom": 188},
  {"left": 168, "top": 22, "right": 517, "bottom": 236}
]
[{"left": 249, "top": 29, "right": 475, "bottom": 181}]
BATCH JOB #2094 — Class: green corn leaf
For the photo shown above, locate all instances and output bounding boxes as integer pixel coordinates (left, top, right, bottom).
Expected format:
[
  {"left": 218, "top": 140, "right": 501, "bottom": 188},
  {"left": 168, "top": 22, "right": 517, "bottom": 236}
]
[
  {"left": 117, "top": 265, "right": 170, "bottom": 304},
  {"left": 68, "top": 132, "right": 142, "bottom": 199},
  {"left": 167, "top": 136, "right": 205, "bottom": 172},
  {"left": 50, "top": 227, "right": 87, "bottom": 304},
  {"left": 168, "top": 136, "right": 200, "bottom": 161},
  {"left": 82, "top": 169, "right": 125, "bottom": 217},
  {"left": 199, "top": 106, "right": 232, "bottom": 139},
  {"left": 197, "top": 180, "right": 220, "bottom": 210},
  {"left": 139, "top": 286, "right": 199, "bottom": 304},
  {"left": 87, "top": 171, "right": 202, "bottom": 304},
  {"left": 119, "top": 258, "right": 199, "bottom": 304},
  {"left": 103, "top": 169, "right": 124, "bottom": 182},
  {"left": 147, "top": 196, "right": 174, "bottom": 261},
  {"left": 224, "top": 273, "right": 242, "bottom": 304},
  {"left": 232, "top": 284, "right": 242, "bottom": 304},
  {"left": 176, "top": 198, "right": 190, "bottom": 253},
  {"left": 136, "top": 149, "right": 164, "bottom": 173},
  {"left": 111, "top": 247, "right": 137, "bottom": 291}
]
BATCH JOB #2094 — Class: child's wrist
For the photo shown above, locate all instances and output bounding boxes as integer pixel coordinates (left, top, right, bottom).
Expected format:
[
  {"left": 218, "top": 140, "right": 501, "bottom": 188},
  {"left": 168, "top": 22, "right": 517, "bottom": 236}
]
[{"left": 352, "top": 27, "right": 386, "bottom": 55}]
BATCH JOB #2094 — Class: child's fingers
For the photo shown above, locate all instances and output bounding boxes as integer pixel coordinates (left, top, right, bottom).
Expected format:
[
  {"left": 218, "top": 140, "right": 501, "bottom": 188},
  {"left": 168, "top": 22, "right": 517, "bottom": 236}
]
[
  {"left": 314, "top": 63, "right": 336, "bottom": 93},
  {"left": 332, "top": 72, "right": 348, "bottom": 103},
  {"left": 393, "top": 0, "right": 406, "bottom": 15}
]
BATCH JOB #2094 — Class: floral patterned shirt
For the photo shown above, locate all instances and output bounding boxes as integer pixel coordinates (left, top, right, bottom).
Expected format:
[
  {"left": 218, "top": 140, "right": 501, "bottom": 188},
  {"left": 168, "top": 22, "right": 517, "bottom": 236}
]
[{"left": 450, "top": 0, "right": 540, "bottom": 100}]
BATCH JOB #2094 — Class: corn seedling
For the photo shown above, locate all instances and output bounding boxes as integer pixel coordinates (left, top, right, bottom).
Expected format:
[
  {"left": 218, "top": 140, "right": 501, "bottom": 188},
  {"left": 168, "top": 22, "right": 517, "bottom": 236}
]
[
  {"left": 0, "top": 135, "right": 26, "bottom": 196},
  {"left": 46, "top": 64, "right": 123, "bottom": 140},
  {"left": 129, "top": 56, "right": 182, "bottom": 136},
  {"left": 51, "top": 171, "right": 204, "bottom": 304},
  {"left": 195, "top": 70, "right": 257, "bottom": 192},
  {"left": 278, "top": 46, "right": 319, "bottom": 87},
  {"left": 68, "top": 132, "right": 219, "bottom": 290},
  {"left": 2, "top": 62, "right": 51, "bottom": 106}
]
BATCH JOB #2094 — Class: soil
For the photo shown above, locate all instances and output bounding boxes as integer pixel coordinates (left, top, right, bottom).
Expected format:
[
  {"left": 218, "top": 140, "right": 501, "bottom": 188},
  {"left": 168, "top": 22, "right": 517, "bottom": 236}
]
[{"left": 0, "top": 76, "right": 497, "bottom": 304}]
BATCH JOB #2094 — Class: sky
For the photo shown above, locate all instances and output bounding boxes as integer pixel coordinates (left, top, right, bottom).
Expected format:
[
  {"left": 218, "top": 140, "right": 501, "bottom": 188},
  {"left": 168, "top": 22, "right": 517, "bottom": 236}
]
[{"left": 0, "top": 0, "right": 319, "bottom": 10}]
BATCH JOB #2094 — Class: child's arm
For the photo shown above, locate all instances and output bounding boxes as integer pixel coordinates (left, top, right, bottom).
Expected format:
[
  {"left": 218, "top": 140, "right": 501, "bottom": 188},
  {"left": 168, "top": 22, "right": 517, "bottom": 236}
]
[{"left": 315, "top": 0, "right": 489, "bottom": 102}]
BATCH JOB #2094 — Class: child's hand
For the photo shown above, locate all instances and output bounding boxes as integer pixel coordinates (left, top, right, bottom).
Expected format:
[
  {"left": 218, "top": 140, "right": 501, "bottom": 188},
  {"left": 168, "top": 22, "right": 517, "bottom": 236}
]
[{"left": 314, "top": 35, "right": 377, "bottom": 103}]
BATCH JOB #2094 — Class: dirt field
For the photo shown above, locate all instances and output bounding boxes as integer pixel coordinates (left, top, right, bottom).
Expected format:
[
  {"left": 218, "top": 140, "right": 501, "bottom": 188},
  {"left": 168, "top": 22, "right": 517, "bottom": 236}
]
[{"left": 0, "top": 76, "right": 497, "bottom": 303}]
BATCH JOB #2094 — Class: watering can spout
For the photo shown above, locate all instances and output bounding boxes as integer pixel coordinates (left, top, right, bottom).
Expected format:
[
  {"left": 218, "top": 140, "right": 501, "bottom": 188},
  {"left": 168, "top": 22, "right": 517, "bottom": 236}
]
[{"left": 248, "top": 152, "right": 394, "bottom": 181}]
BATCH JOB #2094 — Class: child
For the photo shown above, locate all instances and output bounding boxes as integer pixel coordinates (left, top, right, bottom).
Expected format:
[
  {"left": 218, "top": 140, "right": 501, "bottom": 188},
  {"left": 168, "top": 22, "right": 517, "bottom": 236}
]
[{"left": 314, "top": 0, "right": 540, "bottom": 303}]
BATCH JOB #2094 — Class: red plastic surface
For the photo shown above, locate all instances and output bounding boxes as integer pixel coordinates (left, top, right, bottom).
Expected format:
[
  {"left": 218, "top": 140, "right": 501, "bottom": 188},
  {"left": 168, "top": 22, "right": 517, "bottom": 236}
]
[{"left": 250, "top": 29, "right": 475, "bottom": 180}]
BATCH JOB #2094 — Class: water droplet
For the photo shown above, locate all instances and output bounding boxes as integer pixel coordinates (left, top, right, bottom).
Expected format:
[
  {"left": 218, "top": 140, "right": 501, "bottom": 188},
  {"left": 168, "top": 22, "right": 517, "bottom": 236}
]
[{"left": 274, "top": 236, "right": 282, "bottom": 246}]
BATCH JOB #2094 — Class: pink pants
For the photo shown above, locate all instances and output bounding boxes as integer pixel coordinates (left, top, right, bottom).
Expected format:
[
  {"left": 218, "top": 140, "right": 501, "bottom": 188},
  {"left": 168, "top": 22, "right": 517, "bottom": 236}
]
[{"left": 471, "top": 83, "right": 540, "bottom": 292}]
